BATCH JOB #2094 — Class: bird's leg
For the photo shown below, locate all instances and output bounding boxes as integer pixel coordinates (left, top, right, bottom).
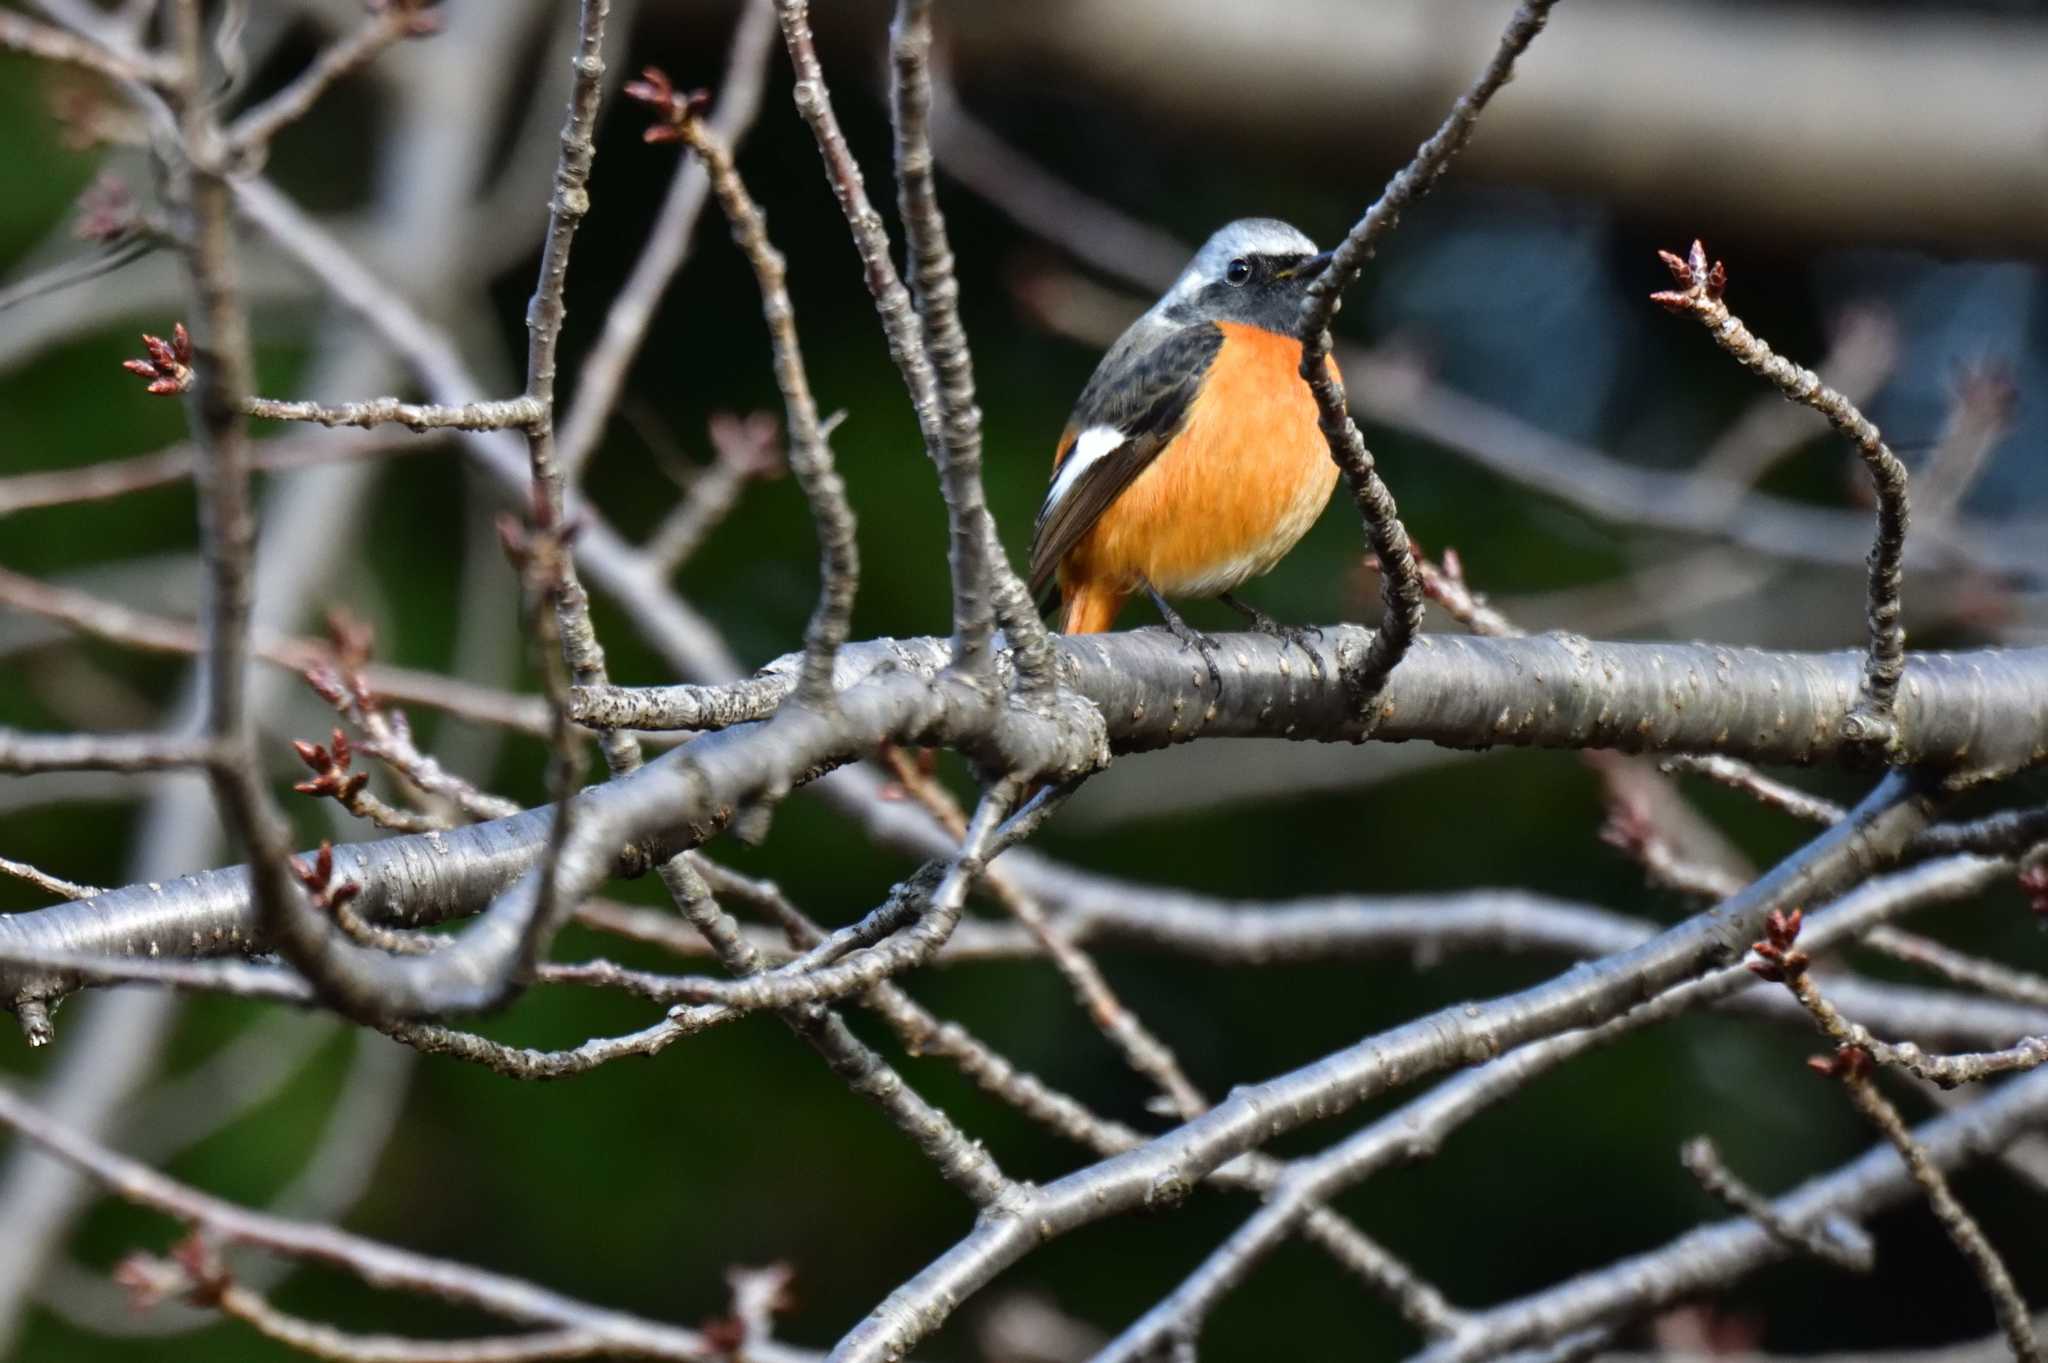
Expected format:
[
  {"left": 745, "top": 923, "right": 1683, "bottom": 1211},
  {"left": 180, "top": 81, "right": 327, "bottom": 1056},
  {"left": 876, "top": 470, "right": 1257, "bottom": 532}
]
[
  {"left": 1221, "top": 591, "right": 1327, "bottom": 683},
  {"left": 1146, "top": 586, "right": 1223, "bottom": 695}
]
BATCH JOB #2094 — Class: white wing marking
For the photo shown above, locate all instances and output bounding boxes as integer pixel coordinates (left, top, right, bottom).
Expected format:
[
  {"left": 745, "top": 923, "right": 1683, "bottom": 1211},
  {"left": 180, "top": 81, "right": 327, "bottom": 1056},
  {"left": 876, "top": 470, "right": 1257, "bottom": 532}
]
[{"left": 1041, "top": 425, "right": 1125, "bottom": 520}]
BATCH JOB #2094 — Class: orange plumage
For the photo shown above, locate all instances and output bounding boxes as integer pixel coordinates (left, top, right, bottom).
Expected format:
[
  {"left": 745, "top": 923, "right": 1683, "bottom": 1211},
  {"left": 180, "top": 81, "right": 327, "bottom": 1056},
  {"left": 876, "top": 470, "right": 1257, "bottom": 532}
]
[{"left": 1053, "top": 323, "right": 1338, "bottom": 635}]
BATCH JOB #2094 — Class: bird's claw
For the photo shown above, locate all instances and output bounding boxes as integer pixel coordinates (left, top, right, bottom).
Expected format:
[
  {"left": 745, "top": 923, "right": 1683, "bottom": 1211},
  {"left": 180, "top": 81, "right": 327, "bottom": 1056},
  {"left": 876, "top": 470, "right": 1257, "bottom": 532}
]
[
  {"left": 1222, "top": 593, "right": 1327, "bottom": 684},
  {"left": 1148, "top": 589, "right": 1224, "bottom": 695}
]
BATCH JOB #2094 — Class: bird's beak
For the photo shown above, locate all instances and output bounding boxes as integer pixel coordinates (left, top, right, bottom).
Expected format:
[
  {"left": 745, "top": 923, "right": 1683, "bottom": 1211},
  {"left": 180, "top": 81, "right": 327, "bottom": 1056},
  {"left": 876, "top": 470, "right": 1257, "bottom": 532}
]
[{"left": 1285, "top": 250, "right": 1336, "bottom": 280}]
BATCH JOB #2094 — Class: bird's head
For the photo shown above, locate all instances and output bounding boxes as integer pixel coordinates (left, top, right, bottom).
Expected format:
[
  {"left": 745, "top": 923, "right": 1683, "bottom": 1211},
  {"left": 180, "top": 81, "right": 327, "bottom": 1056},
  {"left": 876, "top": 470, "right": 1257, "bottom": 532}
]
[{"left": 1155, "top": 218, "right": 1333, "bottom": 334}]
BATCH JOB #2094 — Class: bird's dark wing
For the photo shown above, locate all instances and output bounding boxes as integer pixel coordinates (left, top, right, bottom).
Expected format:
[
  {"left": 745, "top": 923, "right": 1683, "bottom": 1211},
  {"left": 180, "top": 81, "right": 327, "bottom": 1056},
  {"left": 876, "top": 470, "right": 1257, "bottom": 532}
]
[{"left": 1028, "top": 322, "right": 1224, "bottom": 601}]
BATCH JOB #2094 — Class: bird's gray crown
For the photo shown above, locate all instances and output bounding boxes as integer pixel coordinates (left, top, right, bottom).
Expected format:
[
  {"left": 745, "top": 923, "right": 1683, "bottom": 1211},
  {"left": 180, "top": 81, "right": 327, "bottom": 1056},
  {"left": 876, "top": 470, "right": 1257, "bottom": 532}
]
[
  {"left": 1188, "top": 218, "right": 1319, "bottom": 279},
  {"left": 1149, "top": 218, "right": 1324, "bottom": 331}
]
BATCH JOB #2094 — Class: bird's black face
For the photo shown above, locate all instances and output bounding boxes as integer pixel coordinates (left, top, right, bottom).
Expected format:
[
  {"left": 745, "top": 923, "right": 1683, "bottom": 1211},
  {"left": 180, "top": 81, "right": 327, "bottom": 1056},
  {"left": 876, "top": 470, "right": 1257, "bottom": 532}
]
[{"left": 1162, "top": 246, "right": 1334, "bottom": 335}]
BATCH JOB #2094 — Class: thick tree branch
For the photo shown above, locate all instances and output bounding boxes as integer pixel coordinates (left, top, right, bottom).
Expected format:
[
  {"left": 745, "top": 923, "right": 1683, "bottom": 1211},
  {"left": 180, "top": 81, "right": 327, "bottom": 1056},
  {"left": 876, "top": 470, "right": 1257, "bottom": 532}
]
[{"left": 11, "top": 630, "right": 2048, "bottom": 1015}]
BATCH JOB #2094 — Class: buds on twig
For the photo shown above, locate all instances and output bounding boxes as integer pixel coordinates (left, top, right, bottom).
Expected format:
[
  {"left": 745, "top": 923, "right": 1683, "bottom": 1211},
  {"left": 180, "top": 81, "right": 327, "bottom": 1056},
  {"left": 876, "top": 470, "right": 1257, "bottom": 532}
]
[
  {"left": 623, "top": 67, "right": 711, "bottom": 143},
  {"left": 121, "top": 324, "right": 193, "bottom": 396}
]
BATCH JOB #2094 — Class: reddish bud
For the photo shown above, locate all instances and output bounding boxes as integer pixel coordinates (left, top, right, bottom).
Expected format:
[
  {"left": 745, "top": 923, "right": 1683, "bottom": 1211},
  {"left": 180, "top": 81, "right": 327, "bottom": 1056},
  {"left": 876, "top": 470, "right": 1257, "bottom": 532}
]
[
  {"left": 2020, "top": 864, "right": 2048, "bottom": 918},
  {"left": 123, "top": 325, "right": 194, "bottom": 396}
]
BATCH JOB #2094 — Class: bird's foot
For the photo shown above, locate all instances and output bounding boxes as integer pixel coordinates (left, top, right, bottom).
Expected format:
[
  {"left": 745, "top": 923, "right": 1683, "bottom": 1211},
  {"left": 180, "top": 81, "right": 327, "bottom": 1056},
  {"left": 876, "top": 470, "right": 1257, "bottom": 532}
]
[
  {"left": 1148, "top": 588, "right": 1223, "bottom": 695},
  {"left": 1221, "top": 593, "right": 1327, "bottom": 683}
]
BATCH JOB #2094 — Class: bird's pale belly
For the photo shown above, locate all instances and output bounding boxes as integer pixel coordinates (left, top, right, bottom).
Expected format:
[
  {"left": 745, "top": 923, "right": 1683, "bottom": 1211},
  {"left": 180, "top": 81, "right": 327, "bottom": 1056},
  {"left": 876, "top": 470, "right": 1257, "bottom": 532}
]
[{"left": 1058, "top": 322, "right": 1339, "bottom": 600}]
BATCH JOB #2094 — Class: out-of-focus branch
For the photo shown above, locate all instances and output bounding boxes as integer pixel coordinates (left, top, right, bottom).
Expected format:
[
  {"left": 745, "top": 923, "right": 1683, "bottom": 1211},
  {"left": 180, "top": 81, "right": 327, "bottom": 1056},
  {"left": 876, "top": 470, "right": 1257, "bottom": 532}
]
[
  {"left": 224, "top": 1, "right": 439, "bottom": 154},
  {"left": 0, "top": 565, "right": 554, "bottom": 736},
  {"left": 0, "top": 10, "right": 172, "bottom": 84},
  {"left": 944, "top": 0, "right": 2048, "bottom": 249},
  {"left": 640, "top": 412, "right": 784, "bottom": 577},
  {"left": 0, "top": 1084, "right": 793, "bottom": 1363},
  {"left": 0, "top": 729, "right": 216, "bottom": 773},
  {"left": 0, "top": 429, "right": 435, "bottom": 520},
  {"left": 554, "top": 0, "right": 777, "bottom": 482}
]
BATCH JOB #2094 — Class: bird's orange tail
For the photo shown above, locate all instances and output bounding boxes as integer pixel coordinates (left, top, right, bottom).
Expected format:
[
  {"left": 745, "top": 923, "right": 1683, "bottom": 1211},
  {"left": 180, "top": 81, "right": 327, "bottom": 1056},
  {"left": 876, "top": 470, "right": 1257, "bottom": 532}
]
[{"left": 1060, "top": 583, "right": 1127, "bottom": 634}]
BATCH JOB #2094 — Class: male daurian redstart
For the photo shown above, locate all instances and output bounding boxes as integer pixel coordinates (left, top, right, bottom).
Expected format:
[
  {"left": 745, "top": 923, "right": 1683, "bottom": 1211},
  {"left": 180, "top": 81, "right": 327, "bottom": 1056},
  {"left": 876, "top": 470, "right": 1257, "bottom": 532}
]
[{"left": 1028, "top": 219, "right": 1338, "bottom": 637}]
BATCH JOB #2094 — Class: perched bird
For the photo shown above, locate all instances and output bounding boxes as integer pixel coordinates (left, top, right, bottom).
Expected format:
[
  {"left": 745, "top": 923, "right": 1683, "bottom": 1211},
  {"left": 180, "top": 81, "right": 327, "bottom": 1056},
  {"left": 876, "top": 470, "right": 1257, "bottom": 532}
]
[{"left": 1028, "top": 218, "right": 1339, "bottom": 639}]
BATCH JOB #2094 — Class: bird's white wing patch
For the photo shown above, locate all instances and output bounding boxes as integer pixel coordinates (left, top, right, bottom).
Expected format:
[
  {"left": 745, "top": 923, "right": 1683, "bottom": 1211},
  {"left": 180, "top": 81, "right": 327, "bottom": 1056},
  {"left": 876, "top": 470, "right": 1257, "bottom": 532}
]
[{"left": 1041, "top": 425, "right": 1125, "bottom": 520}]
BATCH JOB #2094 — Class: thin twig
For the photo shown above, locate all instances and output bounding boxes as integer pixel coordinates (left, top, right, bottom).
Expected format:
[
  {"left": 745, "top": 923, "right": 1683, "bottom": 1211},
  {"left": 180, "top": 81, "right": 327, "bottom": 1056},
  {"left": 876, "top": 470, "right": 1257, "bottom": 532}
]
[
  {"left": 1653, "top": 240, "right": 1910, "bottom": 748},
  {"left": 224, "top": 3, "right": 437, "bottom": 154},
  {"left": 773, "top": 0, "right": 1055, "bottom": 693},
  {"left": 1751, "top": 912, "right": 2040, "bottom": 1362},
  {"left": 1297, "top": 0, "right": 1559, "bottom": 705},
  {"left": 0, "top": 1084, "right": 739, "bottom": 1361},
  {"left": 0, "top": 429, "right": 435, "bottom": 520},
  {"left": 553, "top": 0, "right": 777, "bottom": 482},
  {"left": 639, "top": 75, "right": 858, "bottom": 705},
  {"left": 1679, "top": 1136, "right": 1872, "bottom": 1273},
  {"left": 1840, "top": 1071, "right": 2041, "bottom": 1363},
  {"left": 241, "top": 394, "right": 543, "bottom": 432},
  {"left": 0, "top": 856, "right": 100, "bottom": 902},
  {"left": 0, "top": 565, "right": 553, "bottom": 737},
  {"left": 164, "top": 0, "right": 317, "bottom": 1039},
  {"left": 0, "top": 729, "right": 216, "bottom": 773},
  {"left": 890, "top": 0, "right": 999, "bottom": 675},
  {"left": 880, "top": 746, "right": 1206, "bottom": 1117},
  {"left": 1787, "top": 971, "right": 2048, "bottom": 1089},
  {"left": 0, "top": 10, "right": 173, "bottom": 84}
]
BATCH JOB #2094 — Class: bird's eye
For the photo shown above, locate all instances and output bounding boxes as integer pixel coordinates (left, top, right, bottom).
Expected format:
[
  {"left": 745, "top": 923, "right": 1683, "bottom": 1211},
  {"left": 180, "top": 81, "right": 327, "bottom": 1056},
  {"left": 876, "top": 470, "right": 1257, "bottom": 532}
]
[{"left": 1224, "top": 257, "right": 1252, "bottom": 286}]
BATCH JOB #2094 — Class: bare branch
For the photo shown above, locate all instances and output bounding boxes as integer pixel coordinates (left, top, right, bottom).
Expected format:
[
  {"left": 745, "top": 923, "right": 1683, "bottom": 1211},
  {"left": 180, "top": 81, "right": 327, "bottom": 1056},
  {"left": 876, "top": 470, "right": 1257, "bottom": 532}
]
[
  {"left": 224, "top": 3, "right": 439, "bottom": 154},
  {"left": 829, "top": 772, "right": 1933, "bottom": 1362},
  {"left": 1834, "top": 1069, "right": 2042, "bottom": 1363},
  {"left": 1407, "top": 1068, "right": 2048, "bottom": 1362},
  {"left": 1296, "top": 0, "right": 1560, "bottom": 703},
  {"left": 772, "top": 0, "right": 1056, "bottom": 692},
  {"left": 1679, "top": 1136, "right": 1873, "bottom": 1273},
  {"left": 634, "top": 72, "right": 858, "bottom": 704},
  {"left": 241, "top": 394, "right": 544, "bottom": 433},
  {"left": 1653, "top": 241, "right": 1911, "bottom": 748},
  {"left": 0, "top": 429, "right": 435, "bottom": 521},
  {"left": 0, "top": 855, "right": 99, "bottom": 904},
  {"left": 0, "top": 10, "right": 173, "bottom": 84},
  {"left": 0, "top": 1083, "right": 769, "bottom": 1363},
  {"left": 890, "top": 0, "right": 1001, "bottom": 675},
  {"left": 0, "top": 565, "right": 554, "bottom": 737},
  {"left": 0, "top": 729, "right": 216, "bottom": 773},
  {"left": 1866, "top": 929, "right": 2048, "bottom": 1011},
  {"left": 554, "top": 0, "right": 778, "bottom": 482}
]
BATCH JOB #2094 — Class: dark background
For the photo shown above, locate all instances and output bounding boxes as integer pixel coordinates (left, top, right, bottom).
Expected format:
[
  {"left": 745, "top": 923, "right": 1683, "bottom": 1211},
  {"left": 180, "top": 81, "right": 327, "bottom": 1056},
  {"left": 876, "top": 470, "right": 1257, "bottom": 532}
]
[{"left": 3, "top": 1, "right": 2048, "bottom": 1358}]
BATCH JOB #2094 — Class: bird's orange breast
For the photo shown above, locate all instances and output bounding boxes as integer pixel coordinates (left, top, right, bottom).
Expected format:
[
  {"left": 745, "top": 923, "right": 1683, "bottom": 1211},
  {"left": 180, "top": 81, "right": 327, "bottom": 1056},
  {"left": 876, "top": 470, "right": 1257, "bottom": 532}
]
[{"left": 1057, "top": 322, "right": 1339, "bottom": 606}]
